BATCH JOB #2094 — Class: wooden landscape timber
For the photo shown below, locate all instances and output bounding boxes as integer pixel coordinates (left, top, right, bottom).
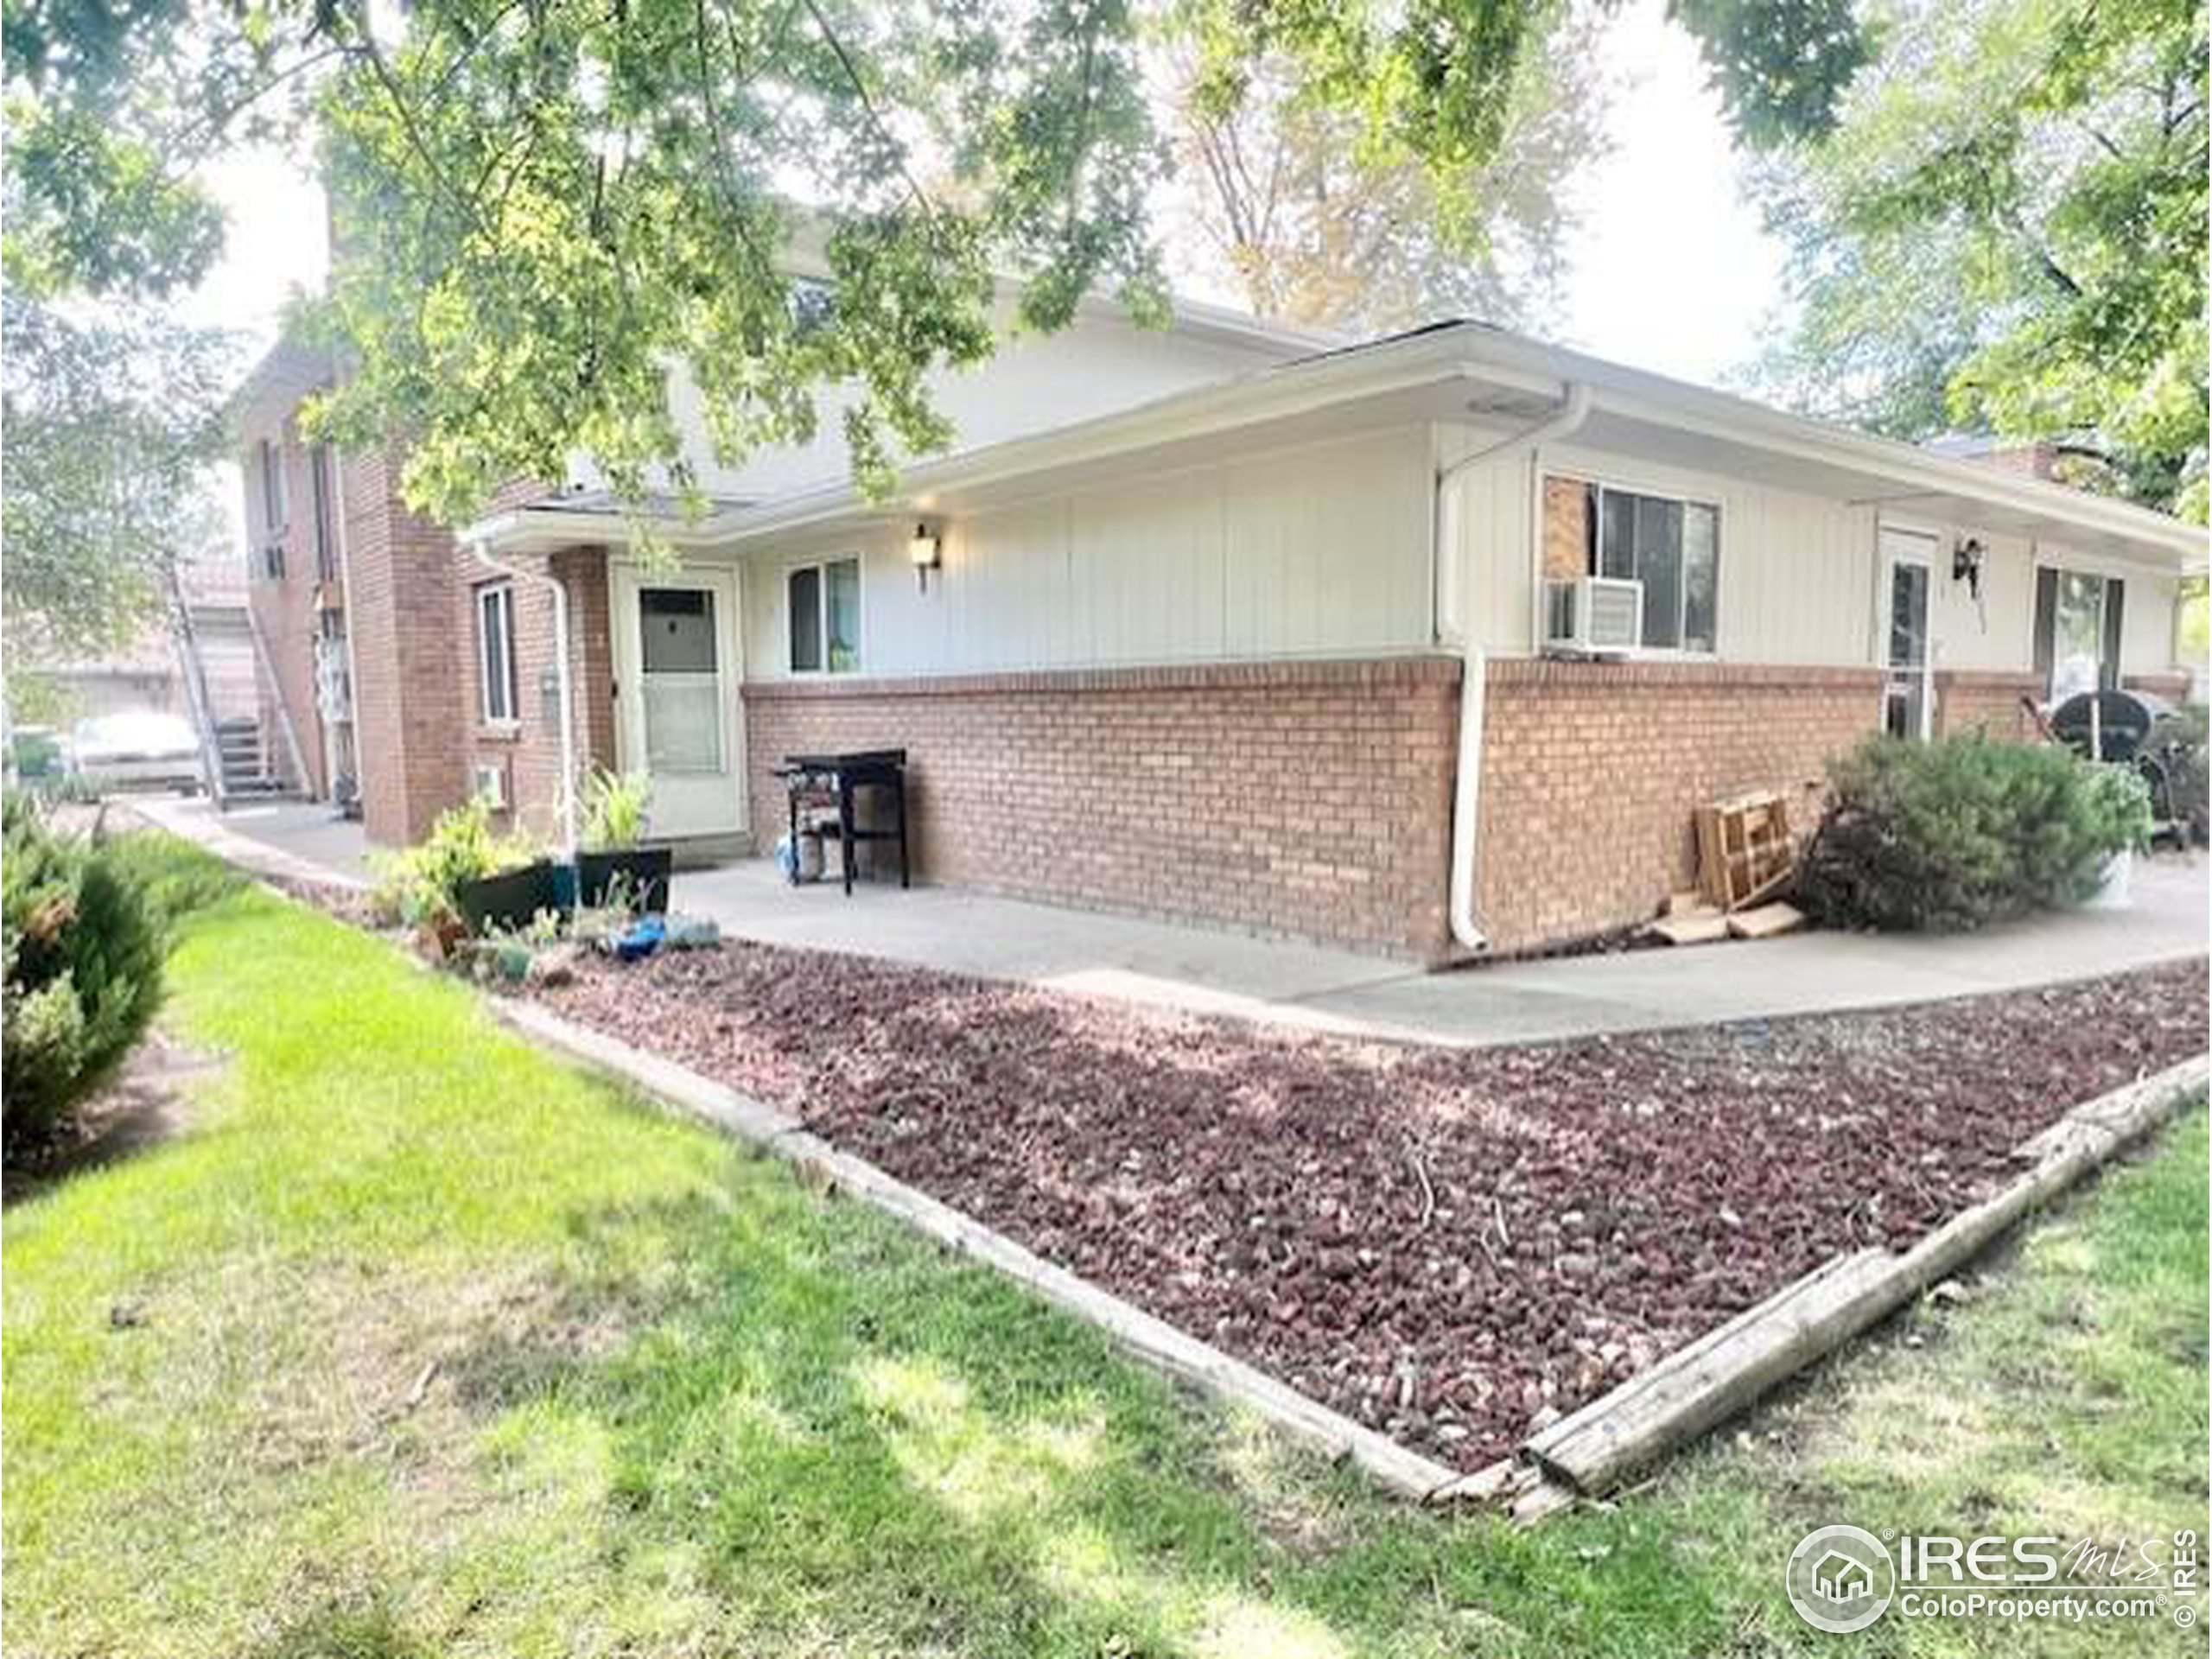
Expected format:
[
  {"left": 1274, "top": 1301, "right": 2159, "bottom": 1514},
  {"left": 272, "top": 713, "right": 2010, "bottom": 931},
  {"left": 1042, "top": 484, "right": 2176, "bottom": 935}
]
[
  {"left": 493, "top": 996, "right": 1468, "bottom": 1503},
  {"left": 142, "top": 811, "right": 2205, "bottom": 1521},
  {"left": 1520, "top": 1052, "right": 2209, "bottom": 1498}
]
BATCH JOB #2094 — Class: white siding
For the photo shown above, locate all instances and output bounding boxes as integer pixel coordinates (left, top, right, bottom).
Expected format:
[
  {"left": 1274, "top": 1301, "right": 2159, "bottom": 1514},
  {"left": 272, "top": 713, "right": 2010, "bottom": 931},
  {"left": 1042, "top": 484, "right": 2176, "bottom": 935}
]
[
  {"left": 742, "top": 425, "right": 1434, "bottom": 678},
  {"left": 1437, "top": 421, "right": 2187, "bottom": 680},
  {"left": 635, "top": 305, "right": 1297, "bottom": 504},
  {"left": 1439, "top": 424, "right": 1877, "bottom": 664}
]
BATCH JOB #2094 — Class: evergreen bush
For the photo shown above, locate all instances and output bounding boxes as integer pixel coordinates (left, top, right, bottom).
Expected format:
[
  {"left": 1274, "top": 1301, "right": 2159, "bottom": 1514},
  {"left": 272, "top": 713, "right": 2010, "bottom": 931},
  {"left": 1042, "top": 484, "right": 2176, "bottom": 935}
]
[
  {"left": 1796, "top": 735, "right": 2152, "bottom": 931},
  {"left": 2, "top": 797, "right": 165, "bottom": 1152}
]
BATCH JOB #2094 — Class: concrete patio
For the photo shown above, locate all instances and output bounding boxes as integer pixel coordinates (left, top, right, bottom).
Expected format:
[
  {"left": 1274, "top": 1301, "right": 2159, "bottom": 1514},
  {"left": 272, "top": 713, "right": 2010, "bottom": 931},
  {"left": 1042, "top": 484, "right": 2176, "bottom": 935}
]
[
  {"left": 671, "top": 854, "right": 2210, "bottom": 1046},
  {"left": 132, "top": 792, "right": 2209, "bottom": 1048}
]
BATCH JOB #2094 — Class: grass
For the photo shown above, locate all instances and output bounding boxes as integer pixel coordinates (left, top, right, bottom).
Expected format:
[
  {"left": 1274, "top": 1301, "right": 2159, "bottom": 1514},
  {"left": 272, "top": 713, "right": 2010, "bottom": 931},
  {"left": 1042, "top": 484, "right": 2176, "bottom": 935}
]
[{"left": 3, "top": 861, "right": 2204, "bottom": 1657}]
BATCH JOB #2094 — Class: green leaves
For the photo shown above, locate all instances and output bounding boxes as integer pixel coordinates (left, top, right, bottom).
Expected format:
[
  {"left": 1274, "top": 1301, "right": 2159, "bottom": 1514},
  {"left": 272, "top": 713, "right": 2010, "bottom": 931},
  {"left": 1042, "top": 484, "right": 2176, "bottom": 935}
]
[
  {"left": 3, "top": 0, "right": 1879, "bottom": 536},
  {"left": 1755, "top": 0, "right": 2209, "bottom": 520},
  {"left": 0, "top": 291, "right": 235, "bottom": 668}
]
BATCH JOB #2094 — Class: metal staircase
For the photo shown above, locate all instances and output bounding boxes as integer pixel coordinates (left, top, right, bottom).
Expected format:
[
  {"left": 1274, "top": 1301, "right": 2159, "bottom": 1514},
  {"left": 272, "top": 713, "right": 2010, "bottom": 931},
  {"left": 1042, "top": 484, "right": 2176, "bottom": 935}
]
[{"left": 164, "top": 563, "right": 302, "bottom": 808}]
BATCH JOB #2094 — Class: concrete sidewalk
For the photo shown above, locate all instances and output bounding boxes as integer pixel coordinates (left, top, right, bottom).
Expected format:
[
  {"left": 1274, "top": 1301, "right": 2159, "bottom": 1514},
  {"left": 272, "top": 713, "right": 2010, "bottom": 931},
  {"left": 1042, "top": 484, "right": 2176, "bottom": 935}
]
[
  {"left": 132, "top": 790, "right": 2209, "bottom": 1048},
  {"left": 673, "top": 854, "right": 2209, "bottom": 1047},
  {"left": 127, "top": 795, "right": 373, "bottom": 887}
]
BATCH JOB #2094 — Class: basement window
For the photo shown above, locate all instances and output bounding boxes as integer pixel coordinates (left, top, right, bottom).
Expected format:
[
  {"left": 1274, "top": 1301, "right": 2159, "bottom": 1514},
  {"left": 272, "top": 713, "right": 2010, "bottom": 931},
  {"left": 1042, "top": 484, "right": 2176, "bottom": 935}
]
[
  {"left": 477, "top": 582, "right": 518, "bottom": 725},
  {"left": 1581, "top": 482, "right": 1719, "bottom": 652},
  {"left": 787, "top": 557, "right": 861, "bottom": 674}
]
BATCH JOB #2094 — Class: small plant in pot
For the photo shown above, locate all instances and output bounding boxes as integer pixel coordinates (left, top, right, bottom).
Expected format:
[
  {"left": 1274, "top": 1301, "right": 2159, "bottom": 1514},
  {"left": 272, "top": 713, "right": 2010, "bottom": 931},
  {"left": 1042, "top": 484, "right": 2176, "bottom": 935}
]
[
  {"left": 372, "top": 798, "right": 553, "bottom": 950},
  {"left": 577, "top": 769, "right": 671, "bottom": 913}
]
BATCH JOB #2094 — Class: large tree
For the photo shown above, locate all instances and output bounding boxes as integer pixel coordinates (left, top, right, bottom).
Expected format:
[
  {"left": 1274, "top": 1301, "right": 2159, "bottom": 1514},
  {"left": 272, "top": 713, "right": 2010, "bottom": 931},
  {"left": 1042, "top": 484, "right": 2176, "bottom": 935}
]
[
  {"left": 0, "top": 289, "right": 234, "bottom": 677},
  {"left": 1750, "top": 0, "right": 2208, "bottom": 519},
  {"left": 1165, "top": 21, "right": 1609, "bottom": 333},
  {"left": 4, "top": 0, "right": 1872, "bottom": 533}
]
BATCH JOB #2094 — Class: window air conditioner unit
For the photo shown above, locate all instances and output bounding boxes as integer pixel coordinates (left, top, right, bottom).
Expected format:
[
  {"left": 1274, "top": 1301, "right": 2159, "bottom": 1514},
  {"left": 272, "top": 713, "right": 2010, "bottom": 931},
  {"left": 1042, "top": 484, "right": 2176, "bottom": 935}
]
[
  {"left": 471, "top": 761, "right": 508, "bottom": 810},
  {"left": 1544, "top": 575, "right": 1643, "bottom": 657}
]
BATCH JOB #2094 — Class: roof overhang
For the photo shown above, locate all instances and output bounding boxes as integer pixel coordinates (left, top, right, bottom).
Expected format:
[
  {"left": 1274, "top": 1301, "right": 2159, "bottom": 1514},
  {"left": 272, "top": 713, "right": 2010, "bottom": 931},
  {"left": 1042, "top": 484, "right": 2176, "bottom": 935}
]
[{"left": 461, "top": 322, "right": 2209, "bottom": 573}]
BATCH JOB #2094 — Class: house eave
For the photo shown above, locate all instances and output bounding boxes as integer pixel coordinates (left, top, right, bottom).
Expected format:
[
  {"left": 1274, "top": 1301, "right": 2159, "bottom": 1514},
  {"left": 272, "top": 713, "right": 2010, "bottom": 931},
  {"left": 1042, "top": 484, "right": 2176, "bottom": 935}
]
[{"left": 464, "top": 321, "right": 2207, "bottom": 570}]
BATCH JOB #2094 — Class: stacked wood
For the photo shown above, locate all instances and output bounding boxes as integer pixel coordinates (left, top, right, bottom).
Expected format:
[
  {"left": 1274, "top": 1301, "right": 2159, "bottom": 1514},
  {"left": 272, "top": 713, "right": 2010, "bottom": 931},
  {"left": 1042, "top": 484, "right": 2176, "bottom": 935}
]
[
  {"left": 1695, "top": 791, "right": 1799, "bottom": 911},
  {"left": 1725, "top": 901, "right": 1805, "bottom": 939}
]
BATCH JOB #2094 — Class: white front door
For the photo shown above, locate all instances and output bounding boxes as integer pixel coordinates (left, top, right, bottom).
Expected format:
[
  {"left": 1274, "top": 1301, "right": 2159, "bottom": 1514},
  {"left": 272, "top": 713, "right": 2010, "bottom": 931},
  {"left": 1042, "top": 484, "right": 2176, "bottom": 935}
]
[
  {"left": 1880, "top": 530, "right": 1935, "bottom": 741},
  {"left": 611, "top": 563, "right": 745, "bottom": 839}
]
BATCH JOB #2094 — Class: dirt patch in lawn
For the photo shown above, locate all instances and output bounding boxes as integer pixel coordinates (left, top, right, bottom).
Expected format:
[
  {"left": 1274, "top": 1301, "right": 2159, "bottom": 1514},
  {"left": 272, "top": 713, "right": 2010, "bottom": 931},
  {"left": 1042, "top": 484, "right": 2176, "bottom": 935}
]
[
  {"left": 533, "top": 950, "right": 2207, "bottom": 1471},
  {"left": 3, "top": 1029, "right": 224, "bottom": 1205}
]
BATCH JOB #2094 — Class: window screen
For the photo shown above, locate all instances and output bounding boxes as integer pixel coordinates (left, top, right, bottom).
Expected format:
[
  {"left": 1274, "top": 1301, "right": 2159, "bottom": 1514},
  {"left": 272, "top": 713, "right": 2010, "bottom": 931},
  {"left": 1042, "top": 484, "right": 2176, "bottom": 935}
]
[
  {"left": 641, "top": 588, "right": 716, "bottom": 673},
  {"left": 787, "top": 558, "right": 861, "bottom": 673},
  {"left": 478, "top": 585, "right": 518, "bottom": 723},
  {"left": 788, "top": 566, "right": 823, "bottom": 672},
  {"left": 825, "top": 559, "right": 861, "bottom": 672},
  {"left": 1585, "top": 484, "right": 1719, "bottom": 652}
]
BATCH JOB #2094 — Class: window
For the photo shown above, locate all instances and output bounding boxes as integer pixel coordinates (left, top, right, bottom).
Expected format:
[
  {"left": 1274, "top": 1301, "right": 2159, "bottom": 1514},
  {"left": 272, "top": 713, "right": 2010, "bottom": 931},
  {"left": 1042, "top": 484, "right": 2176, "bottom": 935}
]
[
  {"left": 477, "top": 583, "right": 518, "bottom": 724},
  {"left": 310, "top": 444, "right": 338, "bottom": 583},
  {"left": 258, "top": 438, "right": 289, "bottom": 533},
  {"left": 255, "top": 438, "right": 289, "bottom": 580},
  {"left": 1580, "top": 482, "right": 1719, "bottom": 652},
  {"left": 787, "top": 557, "right": 861, "bottom": 673},
  {"left": 2036, "top": 568, "right": 2125, "bottom": 702},
  {"left": 639, "top": 587, "right": 723, "bottom": 772}
]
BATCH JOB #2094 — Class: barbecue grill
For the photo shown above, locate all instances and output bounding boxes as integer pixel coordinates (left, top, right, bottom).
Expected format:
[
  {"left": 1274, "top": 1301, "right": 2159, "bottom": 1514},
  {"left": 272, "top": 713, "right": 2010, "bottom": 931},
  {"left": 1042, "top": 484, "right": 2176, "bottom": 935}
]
[
  {"left": 2050, "top": 688, "right": 2205, "bottom": 844},
  {"left": 2049, "top": 687, "right": 2173, "bottom": 763},
  {"left": 775, "top": 748, "right": 911, "bottom": 895}
]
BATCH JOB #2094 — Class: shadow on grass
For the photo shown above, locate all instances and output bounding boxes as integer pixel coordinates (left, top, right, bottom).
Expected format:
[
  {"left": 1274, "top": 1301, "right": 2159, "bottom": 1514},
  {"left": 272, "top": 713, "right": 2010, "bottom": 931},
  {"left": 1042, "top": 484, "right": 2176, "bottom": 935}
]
[{"left": 424, "top": 1166, "right": 1467, "bottom": 1658}]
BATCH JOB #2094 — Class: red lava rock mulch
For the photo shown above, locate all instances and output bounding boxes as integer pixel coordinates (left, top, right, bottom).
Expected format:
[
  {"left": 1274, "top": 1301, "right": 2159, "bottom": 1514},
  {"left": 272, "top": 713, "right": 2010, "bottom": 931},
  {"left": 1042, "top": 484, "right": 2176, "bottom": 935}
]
[{"left": 531, "top": 947, "right": 2208, "bottom": 1471}]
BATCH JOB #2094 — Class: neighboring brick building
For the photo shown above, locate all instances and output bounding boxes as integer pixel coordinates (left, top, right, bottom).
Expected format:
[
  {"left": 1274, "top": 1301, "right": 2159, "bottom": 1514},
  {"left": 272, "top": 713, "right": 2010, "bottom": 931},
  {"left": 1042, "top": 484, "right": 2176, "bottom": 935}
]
[{"left": 233, "top": 317, "right": 2205, "bottom": 962}]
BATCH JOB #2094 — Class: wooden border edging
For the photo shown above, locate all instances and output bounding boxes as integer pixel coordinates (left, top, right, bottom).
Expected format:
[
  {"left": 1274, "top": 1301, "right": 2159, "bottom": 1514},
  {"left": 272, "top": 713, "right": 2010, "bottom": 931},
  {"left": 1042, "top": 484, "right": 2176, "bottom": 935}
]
[
  {"left": 490, "top": 996, "right": 1465, "bottom": 1502},
  {"left": 1520, "top": 1052, "right": 2211, "bottom": 1498}
]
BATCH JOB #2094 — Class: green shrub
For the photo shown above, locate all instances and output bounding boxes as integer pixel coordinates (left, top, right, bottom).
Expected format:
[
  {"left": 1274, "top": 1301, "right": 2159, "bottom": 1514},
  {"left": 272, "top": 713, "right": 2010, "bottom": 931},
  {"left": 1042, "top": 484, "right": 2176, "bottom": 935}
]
[
  {"left": 99, "top": 830, "right": 245, "bottom": 933},
  {"left": 581, "top": 768, "right": 652, "bottom": 850},
  {"left": 370, "top": 798, "right": 535, "bottom": 929},
  {"left": 2, "top": 797, "right": 165, "bottom": 1151},
  {"left": 1796, "top": 734, "right": 2153, "bottom": 932}
]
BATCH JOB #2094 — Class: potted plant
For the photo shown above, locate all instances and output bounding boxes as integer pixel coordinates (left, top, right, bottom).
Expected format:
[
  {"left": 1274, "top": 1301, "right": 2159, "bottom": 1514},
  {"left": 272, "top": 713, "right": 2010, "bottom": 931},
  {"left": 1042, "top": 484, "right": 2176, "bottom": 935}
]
[
  {"left": 576, "top": 769, "right": 671, "bottom": 912},
  {"left": 375, "top": 798, "right": 556, "bottom": 943}
]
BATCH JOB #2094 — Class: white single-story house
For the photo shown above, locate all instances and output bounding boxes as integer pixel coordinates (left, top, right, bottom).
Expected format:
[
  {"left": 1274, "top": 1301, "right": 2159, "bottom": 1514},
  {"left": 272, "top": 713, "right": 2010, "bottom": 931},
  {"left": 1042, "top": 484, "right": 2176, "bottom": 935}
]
[{"left": 237, "top": 302, "right": 2208, "bottom": 959}]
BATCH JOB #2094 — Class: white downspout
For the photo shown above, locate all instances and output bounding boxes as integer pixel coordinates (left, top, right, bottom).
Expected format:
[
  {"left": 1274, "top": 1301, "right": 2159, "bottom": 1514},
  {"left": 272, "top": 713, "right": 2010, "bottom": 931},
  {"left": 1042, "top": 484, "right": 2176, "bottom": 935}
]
[
  {"left": 468, "top": 537, "right": 580, "bottom": 856},
  {"left": 1437, "top": 381, "right": 1592, "bottom": 955}
]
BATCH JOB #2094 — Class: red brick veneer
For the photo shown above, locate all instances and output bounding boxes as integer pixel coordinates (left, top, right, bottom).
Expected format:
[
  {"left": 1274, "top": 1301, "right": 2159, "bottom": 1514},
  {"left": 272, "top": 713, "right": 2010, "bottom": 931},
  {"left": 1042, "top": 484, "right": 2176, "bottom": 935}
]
[
  {"left": 1934, "top": 670, "right": 2040, "bottom": 740},
  {"left": 1474, "top": 659, "right": 1885, "bottom": 954},
  {"left": 744, "top": 657, "right": 1462, "bottom": 958}
]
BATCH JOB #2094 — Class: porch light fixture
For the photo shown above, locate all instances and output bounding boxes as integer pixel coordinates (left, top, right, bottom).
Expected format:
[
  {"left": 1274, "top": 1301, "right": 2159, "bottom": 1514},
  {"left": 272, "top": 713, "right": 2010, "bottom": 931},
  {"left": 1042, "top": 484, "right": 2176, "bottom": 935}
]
[{"left": 908, "top": 521, "right": 942, "bottom": 591}]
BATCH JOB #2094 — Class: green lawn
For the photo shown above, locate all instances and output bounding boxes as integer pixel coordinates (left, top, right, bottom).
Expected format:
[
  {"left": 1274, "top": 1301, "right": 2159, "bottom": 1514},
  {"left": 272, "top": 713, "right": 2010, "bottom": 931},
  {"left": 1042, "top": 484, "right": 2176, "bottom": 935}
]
[{"left": 4, "top": 874, "right": 2204, "bottom": 1657}]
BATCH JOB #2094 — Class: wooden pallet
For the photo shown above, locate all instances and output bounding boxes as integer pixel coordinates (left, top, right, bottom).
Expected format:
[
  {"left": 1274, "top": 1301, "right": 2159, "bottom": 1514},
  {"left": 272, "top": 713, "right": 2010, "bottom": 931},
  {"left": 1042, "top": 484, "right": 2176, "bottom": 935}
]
[{"left": 1694, "top": 791, "right": 1796, "bottom": 911}]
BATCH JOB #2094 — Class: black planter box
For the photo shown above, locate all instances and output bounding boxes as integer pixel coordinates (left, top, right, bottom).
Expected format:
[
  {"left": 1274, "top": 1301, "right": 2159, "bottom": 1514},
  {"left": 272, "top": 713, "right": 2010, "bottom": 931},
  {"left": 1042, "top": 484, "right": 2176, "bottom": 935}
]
[
  {"left": 576, "top": 848, "right": 672, "bottom": 914},
  {"left": 454, "top": 861, "right": 562, "bottom": 935}
]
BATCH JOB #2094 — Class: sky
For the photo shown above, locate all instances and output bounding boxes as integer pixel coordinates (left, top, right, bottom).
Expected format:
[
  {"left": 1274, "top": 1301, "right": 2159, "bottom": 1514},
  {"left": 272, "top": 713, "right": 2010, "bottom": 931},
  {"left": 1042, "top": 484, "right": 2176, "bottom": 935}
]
[{"left": 182, "top": 0, "right": 1784, "bottom": 538}]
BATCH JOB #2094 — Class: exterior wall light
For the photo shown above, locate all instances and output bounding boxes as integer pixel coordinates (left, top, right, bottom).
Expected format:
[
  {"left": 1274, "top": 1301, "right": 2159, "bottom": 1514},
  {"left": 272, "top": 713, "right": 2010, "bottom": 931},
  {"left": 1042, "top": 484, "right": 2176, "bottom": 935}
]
[{"left": 909, "top": 521, "right": 942, "bottom": 590}]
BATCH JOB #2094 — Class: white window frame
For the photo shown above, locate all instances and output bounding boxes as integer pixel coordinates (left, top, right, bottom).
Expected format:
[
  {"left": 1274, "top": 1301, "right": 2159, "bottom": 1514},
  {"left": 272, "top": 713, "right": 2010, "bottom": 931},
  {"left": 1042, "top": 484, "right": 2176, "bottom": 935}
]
[
  {"left": 258, "top": 437, "right": 289, "bottom": 536},
  {"left": 476, "top": 582, "right": 519, "bottom": 726},
  {"left": 1563, "top": 471, "right": 1723, "bottom": 658},
  {"left": 2041, "top": 566, "right": 2112, "bottom": 702},
  {"left": 785, "top": 555, "right": 864, "bottom": 676},
  {"left": 1879, "top": 531, "right": 1937, "bottom": 741}
]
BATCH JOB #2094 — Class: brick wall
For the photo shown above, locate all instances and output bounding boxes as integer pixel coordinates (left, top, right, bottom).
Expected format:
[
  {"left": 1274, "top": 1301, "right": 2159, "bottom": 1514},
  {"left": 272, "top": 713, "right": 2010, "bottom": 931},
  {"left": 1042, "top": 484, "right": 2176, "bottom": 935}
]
[
  {"left": 1475, "top": 660, "right": 1885, "bottom": 953},
  {"left": 2126, "top": 671, "right": 2194, "bottom": 704},
  {"left": 744, "top": 657, "right": 1462, "bottom": 958},
  {"left": 1541, "top": 477, "right": 1588, "bottom": 581},
  {"left": 1934, "top": 670, "right": 2039, "bottom": 740},
  {"left": 341, "top": 448, "right": 472, "bottom": 844},
  {"left": 453, "top": 543, "right": 616, "bottom": 842}
]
